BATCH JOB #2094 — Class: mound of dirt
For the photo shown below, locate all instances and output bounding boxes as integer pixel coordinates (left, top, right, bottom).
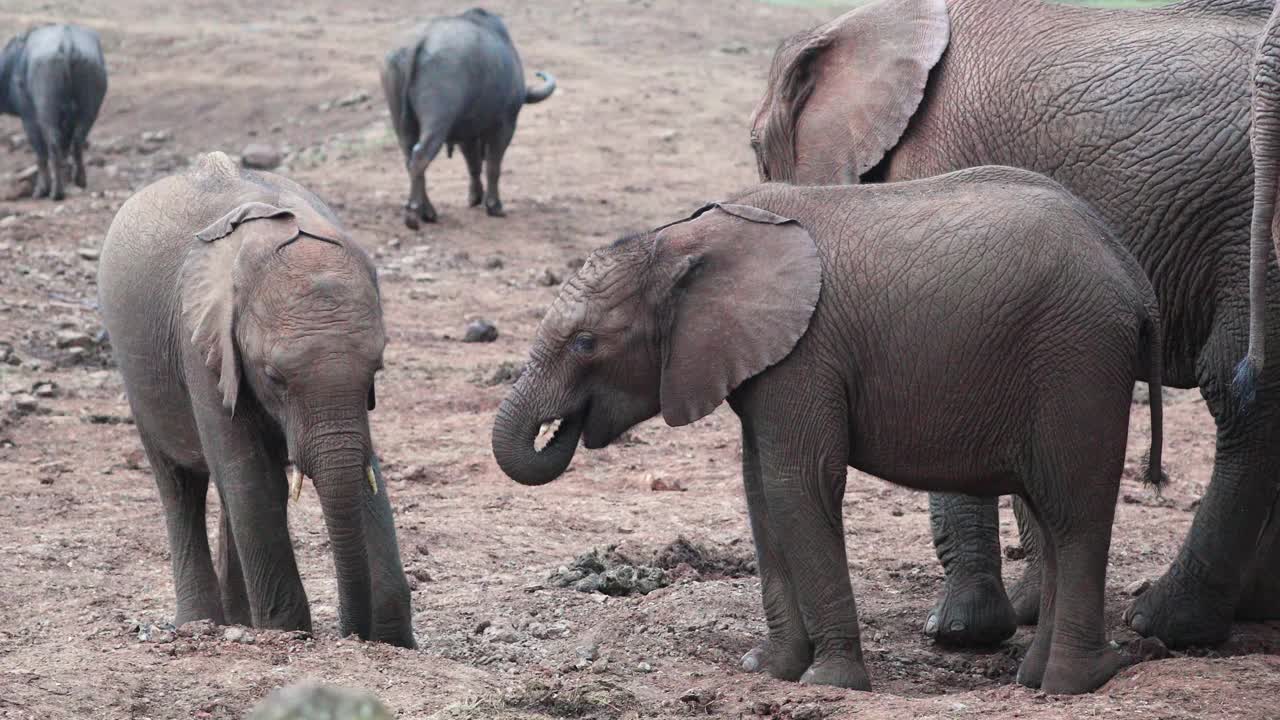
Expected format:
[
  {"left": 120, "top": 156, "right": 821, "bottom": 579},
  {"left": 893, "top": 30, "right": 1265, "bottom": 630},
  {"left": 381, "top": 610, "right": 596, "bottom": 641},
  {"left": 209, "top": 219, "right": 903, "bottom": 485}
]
[{"left": 549, "top": 537, "right": 756, "bottom": 596}]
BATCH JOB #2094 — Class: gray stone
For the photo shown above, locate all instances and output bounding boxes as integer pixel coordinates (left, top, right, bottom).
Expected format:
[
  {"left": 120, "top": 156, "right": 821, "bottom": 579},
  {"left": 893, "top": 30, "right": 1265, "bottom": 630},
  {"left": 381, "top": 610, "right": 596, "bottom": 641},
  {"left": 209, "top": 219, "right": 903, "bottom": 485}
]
[
  {"left": 463, "top": 319, "right": 498, "bottom": 343},
  {"left": 55, "top": 330, "right": 95, "bottom": 350},
  {"left": 241, "top": 144, "right": 283, "bottom": 170},
  {"left": 1125, "top": 578, "right": 1151, "bottom": 597},
  {"left": 11, "top": 393, "right": 37, "bottom": 414},
  {"left": 77, "top": 246, "right": 100, "bottom": 261}
]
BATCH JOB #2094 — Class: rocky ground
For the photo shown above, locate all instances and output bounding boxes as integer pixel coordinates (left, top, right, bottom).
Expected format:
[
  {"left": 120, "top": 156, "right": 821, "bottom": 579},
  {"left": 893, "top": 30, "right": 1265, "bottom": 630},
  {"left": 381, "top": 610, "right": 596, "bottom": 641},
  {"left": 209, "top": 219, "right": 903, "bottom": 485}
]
[{"left": 1, "top": 0, "right": 1278, "bottom": 718}]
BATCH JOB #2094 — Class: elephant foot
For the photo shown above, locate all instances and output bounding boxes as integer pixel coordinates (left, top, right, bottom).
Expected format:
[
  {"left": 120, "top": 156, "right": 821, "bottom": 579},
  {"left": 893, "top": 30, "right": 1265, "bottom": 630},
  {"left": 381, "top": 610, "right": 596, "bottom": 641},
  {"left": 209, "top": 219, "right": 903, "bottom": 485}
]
[
  {"left": 924, "top": 573, "right": 1017, "bottom": 646},
  {"left": 1124, "top": 563, "right": 1235, "bottom": 648},
  {"left": 174, "top": 603, "right": 226, "bottom": 628},
  {"left": 485, "top": 198, "right": 505, "bottom": 218},
  {"left": 1040, "top": 645, "right": 1131, "bottom": 695},
  {"left": 799, "top": 655, "right": 871, "bottom": 691},
  {"left": 741, "top": 637, "right": 812, "bottom": 682},
  {"left": 1237, "top": 569, "right": 1280, "bottom": 621},
  {"left": 1008, "top": 566, "right": 1041, "bottom": 626}
]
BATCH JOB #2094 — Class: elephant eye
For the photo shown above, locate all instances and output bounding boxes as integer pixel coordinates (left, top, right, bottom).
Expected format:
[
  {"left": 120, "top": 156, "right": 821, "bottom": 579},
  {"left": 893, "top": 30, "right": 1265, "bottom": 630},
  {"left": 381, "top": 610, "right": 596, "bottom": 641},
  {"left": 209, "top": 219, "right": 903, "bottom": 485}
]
[
  {"left": 570, "top": 332, "right": 596, "bottom": 356},
  {"left": 264, "top": 365, "right": 286, "bottom": 387}
]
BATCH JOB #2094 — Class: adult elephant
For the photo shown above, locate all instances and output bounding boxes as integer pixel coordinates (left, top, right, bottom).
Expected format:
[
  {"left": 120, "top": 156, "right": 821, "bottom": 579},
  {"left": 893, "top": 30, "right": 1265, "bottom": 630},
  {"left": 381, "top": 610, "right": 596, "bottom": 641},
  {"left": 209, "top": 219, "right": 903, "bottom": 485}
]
[{"left": 750, "top": 0, "right": 1279, "bottom": 649}]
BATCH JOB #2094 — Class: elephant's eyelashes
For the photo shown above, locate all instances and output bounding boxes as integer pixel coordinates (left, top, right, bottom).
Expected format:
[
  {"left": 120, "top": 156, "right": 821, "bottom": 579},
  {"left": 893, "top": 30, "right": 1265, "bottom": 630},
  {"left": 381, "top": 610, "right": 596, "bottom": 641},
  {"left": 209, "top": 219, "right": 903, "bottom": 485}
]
[{"left": 570, "top": 333, "right": 596, "bottom": 356}]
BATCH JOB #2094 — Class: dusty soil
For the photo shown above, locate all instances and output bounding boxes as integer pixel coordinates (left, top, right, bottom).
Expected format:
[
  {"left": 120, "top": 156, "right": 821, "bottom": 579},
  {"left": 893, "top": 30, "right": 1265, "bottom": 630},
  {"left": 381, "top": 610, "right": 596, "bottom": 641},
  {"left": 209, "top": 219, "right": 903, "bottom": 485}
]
[{"left": 1, "top": 1, "right": 1278, "bottom": 718}]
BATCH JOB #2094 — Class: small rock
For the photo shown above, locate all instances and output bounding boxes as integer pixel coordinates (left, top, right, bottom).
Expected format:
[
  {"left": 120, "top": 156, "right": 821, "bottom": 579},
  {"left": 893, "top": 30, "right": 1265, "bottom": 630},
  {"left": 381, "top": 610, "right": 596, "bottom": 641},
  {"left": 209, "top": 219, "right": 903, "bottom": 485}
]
[
  {"left": 177, "top": 619, "right": 217, "bottom": 638},
  {"left": 1004, "top": 544, "right": 1026, "bottom": 561},
  {"left": 486, "top": 626, "right": 520, "bottom": 643},
  {"left": 410, "top": 568, "right": 433, "bottom": 583},
  {"left": 241, "top": 144, "right": 283, "bottom": 170},
  {"left": 33, "top": 383, "right": 56, "bottom": 398},
  {"left": 473, "top": 620, "right": 492, "bottom": 635},
  {"left": 719, "top": 42, "right": 750, "bottom": 55},
  {"left": 1125, "top": 578, "right": 1151, "bottom": 597},
  {"left": 575, "top": 644, "right": 599, "bottom": 661},
  {"left": 648, "top": 475, "right": 686, "bottom": 492},
  {"left": 463, "top": 319, "right": 498, "bottom": 343},
  {"left": 483, "top": 256, "right": 505, "bottom": 270},
  {"left": 55, "top": 329, "right": 95, "bottom": 350},
  {"left": 657, "top": 129, "right": 678, "bottom": 143},
  {"left": 1126, "top": 636, "right": 1172, "bottom": 662},
  {"left": 335, "top": 90, "right": 370, "bottom": 107},
  {"left": 223, "top": 626, "right": 254, "bottom": 643},
  {"left": 484, "top": 360, "right": 525, "bottom": 386},
  {"left": 247, "top": 682, "right": 393, "bottom": 720},
  {"left": 141, "top": 129, "right": 172, "bottom": 144},
  {"left": 1, "top": 166, "right": 38, "bottom": 201},
  {"left": 124, "top": 448, "right": 148, "bottom": 470},
  {"left": 792, "top": 703, "right": 825, "bottom": 720},
  {"left": 11, "top": 393, "right": 38, "bottom": 414},
  {"left": 535, "top": 268, "right": 562, "bottom": 286},
  {"left": 416, "top": 543, "right": 431, "bottom": 557},
  {"left": 412, "top": 273, "right": 436, "bottom": 283},
  {"left": 77, "top": 246, "right": 100, "bottom": 261},
  {"left": 636, "top": 661, "right": 653, "bottom": 673}
]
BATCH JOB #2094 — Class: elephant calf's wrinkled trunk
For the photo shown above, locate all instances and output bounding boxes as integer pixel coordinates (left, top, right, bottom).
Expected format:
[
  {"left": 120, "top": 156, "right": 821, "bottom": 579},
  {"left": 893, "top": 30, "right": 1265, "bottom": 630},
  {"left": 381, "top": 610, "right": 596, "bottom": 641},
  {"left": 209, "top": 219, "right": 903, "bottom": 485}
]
[
  {"left": 305, "top": 435, "right": 376, "bottom": 641},
  {"left": 491, "top": 378, "right": 582, "bottom": 486}
]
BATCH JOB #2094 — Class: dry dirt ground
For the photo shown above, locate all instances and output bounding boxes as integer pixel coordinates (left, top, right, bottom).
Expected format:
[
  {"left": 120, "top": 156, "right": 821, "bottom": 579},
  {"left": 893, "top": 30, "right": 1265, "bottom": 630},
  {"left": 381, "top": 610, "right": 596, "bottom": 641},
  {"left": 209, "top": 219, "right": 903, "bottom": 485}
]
[{"left": 1, "top": 1, "right": 1278, "bottom": 718}]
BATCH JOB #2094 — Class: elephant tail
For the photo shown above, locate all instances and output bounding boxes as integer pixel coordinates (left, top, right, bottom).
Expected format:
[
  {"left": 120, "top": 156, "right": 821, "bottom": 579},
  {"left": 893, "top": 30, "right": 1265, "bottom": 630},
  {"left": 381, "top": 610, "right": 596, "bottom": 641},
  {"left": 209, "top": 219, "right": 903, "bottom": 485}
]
[
  {"left": 1235, "top": 4, "right": 1280, "bottom": 412},
  {"left": 1140, "top": 308, "right": 1167, "bottom": 489},
  {"left": 525, "top": 71, "right": 556, "bottom": 104}
]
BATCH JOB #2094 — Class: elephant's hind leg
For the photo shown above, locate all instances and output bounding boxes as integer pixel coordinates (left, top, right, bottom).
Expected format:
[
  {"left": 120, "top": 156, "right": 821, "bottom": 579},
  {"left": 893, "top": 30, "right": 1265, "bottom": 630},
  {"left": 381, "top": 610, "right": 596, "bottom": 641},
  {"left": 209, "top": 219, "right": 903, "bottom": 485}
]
[
  {"left": 1007, "top": 495, "right": 1044, "bottom": 626},
  {"left": 404, "top": 130, "right": 445, "bottom": 229},
  {"left": 146, "top": 441, "right": 224, "bottom": 626},
  {"left": 924, "top": 493, "right": 1017, "bottom": 646},
  {"left": 215, "top": 500, "right": 252, "bottom": 627},
  {"left": 738, "top": 416, "right": 812, "bottom": 681}
]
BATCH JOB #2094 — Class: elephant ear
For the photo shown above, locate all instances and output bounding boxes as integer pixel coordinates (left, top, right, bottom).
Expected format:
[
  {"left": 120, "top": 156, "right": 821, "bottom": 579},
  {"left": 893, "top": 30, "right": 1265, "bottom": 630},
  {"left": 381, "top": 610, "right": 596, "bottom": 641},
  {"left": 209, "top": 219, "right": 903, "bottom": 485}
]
[
  {"left": 182, "top": 202, "right": 346, "bottom": 412},
  {"left": 764, "top": 0, "right": 949, "bottom": 183},
  {"left": 656, "top": 203, "right": 822, "bottom": 427}
]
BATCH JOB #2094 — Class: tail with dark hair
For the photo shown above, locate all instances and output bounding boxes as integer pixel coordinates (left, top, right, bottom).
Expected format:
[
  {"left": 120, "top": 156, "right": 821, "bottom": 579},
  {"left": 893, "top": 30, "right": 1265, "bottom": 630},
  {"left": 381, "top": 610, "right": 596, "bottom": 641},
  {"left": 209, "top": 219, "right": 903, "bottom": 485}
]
[{"left": 1141, "top": 310, "right": 1167, "bottom": 488}]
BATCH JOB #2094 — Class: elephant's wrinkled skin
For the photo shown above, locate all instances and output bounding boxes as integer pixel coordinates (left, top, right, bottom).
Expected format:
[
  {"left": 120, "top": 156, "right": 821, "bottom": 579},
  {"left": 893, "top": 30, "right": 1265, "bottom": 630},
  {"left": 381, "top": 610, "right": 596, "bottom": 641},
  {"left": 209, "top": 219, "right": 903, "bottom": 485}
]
[
  {"left": 492, "top": 171, "right": 1164, "bottom": 694},
  {"left": 0, "top": 24, "right": 107, "bottom": 200},
  {"left": 98, "top": 152, "right": 414, "bottom": 647},
  {"left": 381, "top": 7, "right": 555, "bottom": 227},
  {"left": 750, "top": 0, "right": 1280, "bottom": 649}
]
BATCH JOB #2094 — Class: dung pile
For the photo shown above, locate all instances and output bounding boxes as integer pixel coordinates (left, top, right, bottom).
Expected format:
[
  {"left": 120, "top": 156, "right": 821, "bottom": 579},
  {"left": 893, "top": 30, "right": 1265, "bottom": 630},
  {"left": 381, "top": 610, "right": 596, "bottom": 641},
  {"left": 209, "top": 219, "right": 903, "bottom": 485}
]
[{"left": 549, "top": 536, "right": 757, "bottom": 596}]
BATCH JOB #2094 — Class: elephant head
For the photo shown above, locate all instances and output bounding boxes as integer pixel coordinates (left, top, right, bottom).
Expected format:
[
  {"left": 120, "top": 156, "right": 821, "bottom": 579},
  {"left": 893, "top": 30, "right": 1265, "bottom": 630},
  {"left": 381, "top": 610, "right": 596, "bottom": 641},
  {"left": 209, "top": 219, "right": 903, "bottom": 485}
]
[
  {"left": 492, "top": 202, "right": 822, "bottom": 485},
  {"left": 748, "top": 0, "right": 949, "bottom": 184},
  {"left": 182, "top": 200, "right": 396, "bottom": 641}
]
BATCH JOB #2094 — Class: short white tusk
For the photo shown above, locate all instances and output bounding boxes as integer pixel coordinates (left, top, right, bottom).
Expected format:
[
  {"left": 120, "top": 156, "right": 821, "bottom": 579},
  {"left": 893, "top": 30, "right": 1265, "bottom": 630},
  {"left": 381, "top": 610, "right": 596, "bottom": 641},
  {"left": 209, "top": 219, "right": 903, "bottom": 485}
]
[
  {"left": 367, "top": 464, "right": 378, "bottom": 495},
  {"left": 289, "top": 466, "right": 304, "bottom": 502}
]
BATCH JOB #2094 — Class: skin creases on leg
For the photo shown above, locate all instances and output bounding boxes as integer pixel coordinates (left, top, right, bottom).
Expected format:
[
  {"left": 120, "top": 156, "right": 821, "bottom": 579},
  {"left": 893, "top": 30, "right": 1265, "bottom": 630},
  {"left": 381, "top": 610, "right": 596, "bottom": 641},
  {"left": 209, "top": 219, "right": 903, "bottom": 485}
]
[
  {"left": 738, "top": 414, "right": 812, "bottom": 680},
  {"left": 146, "top": 443, "right": 224, "bottom": 626},
  {"left": 745, "top": 386, "right": 869, "bottom": 690},
  {"left": 215, "top": 501, "right": 252, "bottom": 627},
  {"left": 1008, "top": 495, "right": 1044, "bottom": 626},
  {"left": 926, "top": 492, "right": 1017, "bottom": 645},
  {"left": 1014, "top": 497, "right": 1056, "bottom": 689},
  {"left": 483, "top": 124, "right": 515, "bottom": 218}
]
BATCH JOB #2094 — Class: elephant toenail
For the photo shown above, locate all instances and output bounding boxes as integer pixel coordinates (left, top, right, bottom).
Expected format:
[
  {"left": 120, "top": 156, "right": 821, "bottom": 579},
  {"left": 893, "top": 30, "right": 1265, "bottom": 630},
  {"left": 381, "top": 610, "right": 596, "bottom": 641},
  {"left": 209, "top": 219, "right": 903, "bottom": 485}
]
[
  {"left": 950, "top": 620, "right": 966, "bottom": 633},
  {"left": 742, "top": 653, "right": 760, "bottom": 672},
  {"left": 924, "top": 614, "right": 938, "bottom": 634}
]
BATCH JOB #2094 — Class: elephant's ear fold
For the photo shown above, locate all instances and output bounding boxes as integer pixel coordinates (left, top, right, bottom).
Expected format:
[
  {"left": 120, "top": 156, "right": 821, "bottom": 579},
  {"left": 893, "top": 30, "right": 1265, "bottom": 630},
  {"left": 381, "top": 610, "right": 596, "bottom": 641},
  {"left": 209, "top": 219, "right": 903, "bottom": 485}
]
[
  {"left": 183, "top": 203, "right": 303, "bottom": 413},
  {"left": 766, "top": 0, "right": 949, "bottom": 183},
  {"left": 656, "top": 204, "right": 822, "bottom": 427}
]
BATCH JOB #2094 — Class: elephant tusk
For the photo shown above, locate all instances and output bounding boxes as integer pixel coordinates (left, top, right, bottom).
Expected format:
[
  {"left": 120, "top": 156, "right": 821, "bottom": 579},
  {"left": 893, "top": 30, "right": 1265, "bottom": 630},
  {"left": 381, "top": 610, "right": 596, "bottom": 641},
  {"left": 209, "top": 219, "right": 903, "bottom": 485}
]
[
  {"left": 367, "top": 464, "right": 378, "bottom": 495},
  {"left": 289, "top": 466, "right": 305, "bottom": 502}
]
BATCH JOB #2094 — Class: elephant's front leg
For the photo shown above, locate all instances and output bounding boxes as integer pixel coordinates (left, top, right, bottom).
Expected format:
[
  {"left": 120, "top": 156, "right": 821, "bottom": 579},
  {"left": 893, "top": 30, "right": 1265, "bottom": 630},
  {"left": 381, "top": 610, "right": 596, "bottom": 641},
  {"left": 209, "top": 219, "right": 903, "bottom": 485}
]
[
  {"left": 738, "top": 416, "right": 812, "bottom": 680},
  {"left": 751, "top": 399, "right": 869, "bottom": 690},
  {"left": 196, "top": 411, "right": 311, "bottom": 632},
  {"left": 145, "top": 439, "right": 224, "bottom": 626},
  {"left": 925, "top": 494, "right": 1017, "bottom": 646},
  {"left": 215, "top": 503, "right": 252, "bottom": 627}
]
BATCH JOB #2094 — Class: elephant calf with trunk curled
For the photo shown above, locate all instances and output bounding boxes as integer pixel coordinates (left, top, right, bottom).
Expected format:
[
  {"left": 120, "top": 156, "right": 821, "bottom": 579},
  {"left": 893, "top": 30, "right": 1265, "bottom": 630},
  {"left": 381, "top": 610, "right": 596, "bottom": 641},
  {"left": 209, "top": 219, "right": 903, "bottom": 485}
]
[
  {"left": 99, "top": 152, "right": 414, "bottom": 647},
  {"left": 493, "top": 169, "right": 1164, "bottom": 695}
]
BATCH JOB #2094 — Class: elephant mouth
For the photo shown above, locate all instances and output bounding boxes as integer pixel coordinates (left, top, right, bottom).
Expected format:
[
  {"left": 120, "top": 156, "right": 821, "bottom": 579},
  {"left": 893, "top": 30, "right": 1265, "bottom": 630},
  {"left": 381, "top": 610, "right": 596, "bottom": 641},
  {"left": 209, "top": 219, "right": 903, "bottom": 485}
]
[{"left": 534, "top": 406, "right": 586, "bottom": 456}]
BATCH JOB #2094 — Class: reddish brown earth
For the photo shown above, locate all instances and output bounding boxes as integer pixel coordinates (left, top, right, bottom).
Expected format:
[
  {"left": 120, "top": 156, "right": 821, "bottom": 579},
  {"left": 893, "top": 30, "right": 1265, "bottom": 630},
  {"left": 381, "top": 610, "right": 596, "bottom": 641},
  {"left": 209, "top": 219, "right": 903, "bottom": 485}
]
[{"left": 1, "top": 1, "right": 1278, "bottom": 718}]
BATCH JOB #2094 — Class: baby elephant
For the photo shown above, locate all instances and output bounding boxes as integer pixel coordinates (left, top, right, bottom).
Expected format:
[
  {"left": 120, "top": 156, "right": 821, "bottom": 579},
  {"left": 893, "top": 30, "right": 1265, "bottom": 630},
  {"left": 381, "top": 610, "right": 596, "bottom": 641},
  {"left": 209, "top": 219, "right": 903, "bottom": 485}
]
[
  {"left": 492, "top": 167, "right": 1164, "bottom": 694},
  {"left": 99, "top": 152, "right": 414, "bottom": 647},
  {"left": 0, "top": 24, "right": 107, "bottom": 200},
  {"left": 381, "top": 7, "right": 555, "bottom": 228}
]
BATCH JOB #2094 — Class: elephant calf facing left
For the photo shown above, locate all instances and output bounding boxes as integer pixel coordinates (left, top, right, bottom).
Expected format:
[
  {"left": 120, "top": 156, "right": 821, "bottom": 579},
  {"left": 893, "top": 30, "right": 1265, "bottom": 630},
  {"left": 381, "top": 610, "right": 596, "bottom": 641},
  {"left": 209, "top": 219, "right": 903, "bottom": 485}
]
[
  {"left": 492, "top": 168, "right": 1164, "bottom": 694},
  {"left": 99, "top": 152, "right": 414, "bottom": 647}
]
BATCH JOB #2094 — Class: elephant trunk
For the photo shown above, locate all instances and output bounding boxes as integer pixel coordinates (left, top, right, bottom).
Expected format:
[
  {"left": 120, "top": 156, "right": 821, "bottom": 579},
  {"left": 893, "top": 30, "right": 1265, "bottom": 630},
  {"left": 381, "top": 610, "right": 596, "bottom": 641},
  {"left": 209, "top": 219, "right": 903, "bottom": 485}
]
[
  {"left": 300, "top": 415, "right": 375, "bottom": 641},
  {"left": 524, "top": 71, "right": 556, "bottom": 104},
  {"left": 491, "top": 373, "right": 582, "bottom": 486},
  {"left": 1237, "top": 12, "right": 1280, "bottom": 408}
]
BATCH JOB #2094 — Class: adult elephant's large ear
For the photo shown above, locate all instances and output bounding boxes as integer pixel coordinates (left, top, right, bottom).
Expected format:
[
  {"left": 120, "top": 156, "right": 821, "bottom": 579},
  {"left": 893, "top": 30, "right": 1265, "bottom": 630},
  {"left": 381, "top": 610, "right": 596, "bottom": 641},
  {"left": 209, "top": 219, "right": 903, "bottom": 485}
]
[
  {"left": 655, "top": 204, "right": 822, "bottom": 427},
  {"left": 182, "top": 203, "right": 322, "bottom": 413},
  {"left": 759, "top": 0, "right": 949, "bottom": 183}
]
